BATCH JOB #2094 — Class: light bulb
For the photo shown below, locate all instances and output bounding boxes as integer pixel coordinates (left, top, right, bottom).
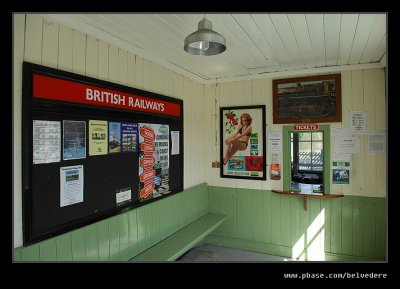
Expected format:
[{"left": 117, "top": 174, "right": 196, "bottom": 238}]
[{"left": 200, "top": 41, "right": 209, "bottom": 51}]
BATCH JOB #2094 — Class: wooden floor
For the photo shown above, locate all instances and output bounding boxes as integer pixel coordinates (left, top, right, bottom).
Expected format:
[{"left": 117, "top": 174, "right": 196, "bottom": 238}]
[{"left": 178, "top": 244, "right": 291, "bottom": 262}]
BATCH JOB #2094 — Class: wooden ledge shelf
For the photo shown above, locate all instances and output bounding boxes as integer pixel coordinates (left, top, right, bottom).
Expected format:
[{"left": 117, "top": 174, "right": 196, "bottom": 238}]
[{"left": 272, "top": 190, "right": 344, "bottom": 211}]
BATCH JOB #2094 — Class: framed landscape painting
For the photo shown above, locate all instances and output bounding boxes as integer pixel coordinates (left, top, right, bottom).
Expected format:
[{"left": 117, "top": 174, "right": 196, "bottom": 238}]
[
  {"left": 273, "top": 74, "right": 341, "bottom": 124},
  {"left": 220, "top": 105, "right": 266, "bottom": 180}
]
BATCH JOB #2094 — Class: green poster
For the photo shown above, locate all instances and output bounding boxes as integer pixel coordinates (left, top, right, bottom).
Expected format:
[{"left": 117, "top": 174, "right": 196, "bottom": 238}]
[
  {"left": 332, "top": 161, "right": 350, "bottom": 184},
  {"left": 89, "top": 120, "right": 108, "bottom": 156}
]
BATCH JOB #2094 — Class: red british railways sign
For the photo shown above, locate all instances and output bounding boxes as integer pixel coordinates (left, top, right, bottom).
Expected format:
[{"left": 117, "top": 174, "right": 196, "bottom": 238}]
[{"left": 32, "top": 74, "right": 181, "bottom": 117}]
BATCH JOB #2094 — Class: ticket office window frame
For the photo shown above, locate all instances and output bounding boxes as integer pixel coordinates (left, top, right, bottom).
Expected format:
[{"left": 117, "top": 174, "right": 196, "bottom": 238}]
[{"left": 282, "top": 125, "right": 331, "bottom": 194}]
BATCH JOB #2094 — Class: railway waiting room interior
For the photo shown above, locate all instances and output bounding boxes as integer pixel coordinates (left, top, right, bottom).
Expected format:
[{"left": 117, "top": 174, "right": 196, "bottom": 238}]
[{"left": 13, "top": 13, "right": 387, "bottom": 263}]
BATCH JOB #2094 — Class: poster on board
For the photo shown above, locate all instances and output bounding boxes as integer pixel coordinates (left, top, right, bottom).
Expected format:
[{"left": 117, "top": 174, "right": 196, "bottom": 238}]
[
  {"left": 60, "top": 165, "right": 84, "bottom": 207},
  {"left": 89, "top": 120, "right": 108, "bottom": 156},
  {"left": 121, "top": 122, "right": 138, "bottom": 152},
  {"left": 33, "top": 120, "right": 61, "bottom": 164},
  {"left": 108, "top": 122, "right": 121, "bottom": 153},
  {"left": 63, "top": 120, "right": 86, "bottom": 160},
  {"left": 138, "top": 123, "right": 170, "bottom": 201}
]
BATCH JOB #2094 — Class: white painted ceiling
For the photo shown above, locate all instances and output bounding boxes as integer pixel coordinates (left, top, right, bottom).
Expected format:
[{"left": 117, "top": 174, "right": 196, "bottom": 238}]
[{"left": 42, "top": 13, "right": 386, "bottom": 84}]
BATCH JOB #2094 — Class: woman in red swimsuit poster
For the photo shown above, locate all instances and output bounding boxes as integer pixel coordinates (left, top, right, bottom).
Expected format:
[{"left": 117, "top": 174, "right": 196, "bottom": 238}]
[
  {"left": 223, "top": 113, "right": 252, "bottom": 165},
  {"left": 220, "top": 106, "right": 266, "bottom": 180}
]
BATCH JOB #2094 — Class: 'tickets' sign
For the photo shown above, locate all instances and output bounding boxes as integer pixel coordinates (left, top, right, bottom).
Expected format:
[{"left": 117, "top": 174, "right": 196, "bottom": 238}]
[
  {"left": 294, "top": 124, "right": 320, "bottom": 131},
  {"left": 33, "top": 74, "right": 181, "bottom": 117}
]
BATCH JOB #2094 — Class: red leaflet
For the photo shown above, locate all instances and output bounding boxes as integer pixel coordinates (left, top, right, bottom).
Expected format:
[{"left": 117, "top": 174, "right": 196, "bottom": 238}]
[
  {"left": 140, "top": 126, "right": 156, "bottom": 142},
  {"left": 140, "top": 169, "right": 156, "bottom": 183},
  {"left": 140, "top": 183, "right": 155, "bottom": 199}
]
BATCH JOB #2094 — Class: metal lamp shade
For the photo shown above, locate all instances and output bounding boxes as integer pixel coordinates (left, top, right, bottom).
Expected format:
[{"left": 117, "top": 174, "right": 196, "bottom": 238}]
[{"left": 184, "top": 18, "right": 226, "bottom": 56}]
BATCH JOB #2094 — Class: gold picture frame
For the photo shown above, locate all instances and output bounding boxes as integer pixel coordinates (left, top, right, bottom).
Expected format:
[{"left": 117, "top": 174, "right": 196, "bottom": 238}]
[{"left": 273, "top": 74, "right": 341, "bottom": 124}]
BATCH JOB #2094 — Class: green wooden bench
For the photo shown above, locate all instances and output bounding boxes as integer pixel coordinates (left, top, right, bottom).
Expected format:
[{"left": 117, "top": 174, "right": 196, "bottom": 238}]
[{"left": 131, "top": 213, "right": 226, "bottom": 261}]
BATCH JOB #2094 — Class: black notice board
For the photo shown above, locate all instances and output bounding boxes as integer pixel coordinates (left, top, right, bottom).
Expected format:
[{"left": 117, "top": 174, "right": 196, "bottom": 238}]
[{"left": 22, "top": 62, "right": 183, "bottom": 245}]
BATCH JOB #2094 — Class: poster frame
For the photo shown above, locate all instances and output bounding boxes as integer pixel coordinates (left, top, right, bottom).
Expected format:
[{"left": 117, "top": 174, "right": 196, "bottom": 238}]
[{"left": 220, "top": 105, "right": 266, "bottom": 180}]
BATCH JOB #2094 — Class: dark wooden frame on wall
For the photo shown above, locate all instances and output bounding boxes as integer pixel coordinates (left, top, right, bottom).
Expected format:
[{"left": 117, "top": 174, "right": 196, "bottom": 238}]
[{"left": 273, "top": 74, "right": 341, "bottom": 124}]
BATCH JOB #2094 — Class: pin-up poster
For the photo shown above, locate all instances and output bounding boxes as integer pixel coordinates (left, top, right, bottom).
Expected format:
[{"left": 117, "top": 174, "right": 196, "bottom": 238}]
[
  {"left": 138, "top": 123, "right": 170, "bottom": 201},
  {"left": 220, "top": 106, "right": 266, "bottom": 180}
]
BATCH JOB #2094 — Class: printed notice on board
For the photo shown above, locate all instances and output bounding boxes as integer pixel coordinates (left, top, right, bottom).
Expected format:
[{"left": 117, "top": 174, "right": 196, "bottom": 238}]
[
  {"left": 33, "top": 120, "right": 61, "bottom": 164},
  {"left": 63, "top": 120, "right": 86, "bottom": 160},
  {"left": 89, "top": 120, "right": 108, "bottom": 155},
  {"left": 121, "top": 122, "right": 138, "bottom": 152},
  {"left": 171, "top": 131, "right": 179, "bottom": 155},
  {"left": 116, "top": 187, "right": 132, "bottom": 207},
  {"left": 60, "top": 165, "right": 84, "bottom": 207}
]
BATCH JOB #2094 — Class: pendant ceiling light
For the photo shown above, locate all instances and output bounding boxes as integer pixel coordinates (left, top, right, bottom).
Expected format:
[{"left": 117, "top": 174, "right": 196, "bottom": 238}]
[{"left": 184, "top": 16, "right": 226, "bottom": 56}]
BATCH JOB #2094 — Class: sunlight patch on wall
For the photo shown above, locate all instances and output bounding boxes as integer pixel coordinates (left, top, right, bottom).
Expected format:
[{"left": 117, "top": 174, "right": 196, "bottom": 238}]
[
  {"left": 293, "top": 209, "right": 326, "bottom": 261},
  {"left": 292, "top": 234, "right": 305, "bottom": 261}
]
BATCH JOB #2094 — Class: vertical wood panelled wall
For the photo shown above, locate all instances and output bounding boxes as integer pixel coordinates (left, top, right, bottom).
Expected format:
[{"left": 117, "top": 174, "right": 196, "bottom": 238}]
[
  {"left": 202, "top": 47, "right": 386, "bottom": 260},
  {"left": 14, "top": 14, "right": 387, "bottom": 261},
  {"left": 203, "top": 70, "right": 386, "bottom": 197},
  {"left": 13, "top": 14, "right": 205, "bottom": 250},
  {"left": 14, "top": 183, "right": 208, "bottom": 261},
  {"left": 206, "top": 187, "right": 385, "bottom": 260}
]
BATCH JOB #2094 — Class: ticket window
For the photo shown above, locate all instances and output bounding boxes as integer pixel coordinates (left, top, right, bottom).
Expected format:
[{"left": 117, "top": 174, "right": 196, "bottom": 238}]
[{"left": 283, "top": 125, "right": 330, "bottom": 194}]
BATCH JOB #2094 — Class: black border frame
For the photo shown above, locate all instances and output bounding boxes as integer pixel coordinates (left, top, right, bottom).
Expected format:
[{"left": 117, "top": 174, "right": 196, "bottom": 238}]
[
  {"left": 22, "top": 62, "right": 184, "bottom": 245},
  {"left": 220, "top": 105, "right": 266, "bottom": 181}
]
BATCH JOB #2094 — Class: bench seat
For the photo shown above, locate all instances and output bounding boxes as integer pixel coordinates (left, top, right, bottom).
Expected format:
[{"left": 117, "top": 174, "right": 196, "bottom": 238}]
[{"left": 131, "top": 213, "right": 226, "bottom": 261}]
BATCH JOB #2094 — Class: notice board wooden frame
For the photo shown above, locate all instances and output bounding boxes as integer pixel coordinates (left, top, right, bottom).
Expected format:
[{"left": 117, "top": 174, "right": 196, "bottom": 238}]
[{"left": 22, "top": 62, "right": 183, "bottom": 245}]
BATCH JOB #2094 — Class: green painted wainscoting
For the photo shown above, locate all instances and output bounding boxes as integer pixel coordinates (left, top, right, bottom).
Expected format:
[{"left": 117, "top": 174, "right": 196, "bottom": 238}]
[
  {"left": 206, "top": 186, "right": 386, "bottom": 261},
  {"left": 13, "top": 183, "right": 208, "bottom": 262}
]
